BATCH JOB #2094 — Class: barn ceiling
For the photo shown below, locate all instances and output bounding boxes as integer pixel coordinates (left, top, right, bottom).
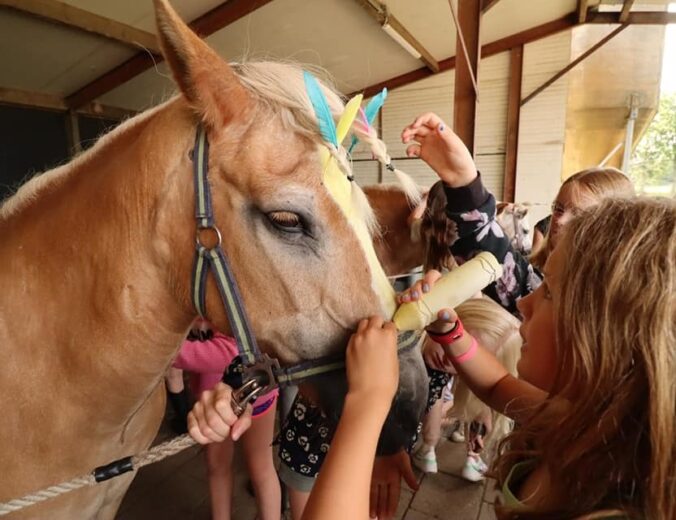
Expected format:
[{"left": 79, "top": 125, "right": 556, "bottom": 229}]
[{"left": 0, "top": 0, "right": 671, "bottom": 114}]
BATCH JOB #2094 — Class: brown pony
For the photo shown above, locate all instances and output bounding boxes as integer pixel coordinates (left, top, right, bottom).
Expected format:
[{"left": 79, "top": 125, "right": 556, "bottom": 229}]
[
  {"left": 0, "top": 1, "right": 427, "bottom": 518},
  {"left": 365, "top": 184, "right": 426, "bottom": 276}
]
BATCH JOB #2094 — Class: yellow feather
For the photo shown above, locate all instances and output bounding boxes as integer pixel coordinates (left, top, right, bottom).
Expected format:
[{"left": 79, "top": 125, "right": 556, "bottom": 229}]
[{"left": 336, "top": 94, "right": 363, "bottom": 145}]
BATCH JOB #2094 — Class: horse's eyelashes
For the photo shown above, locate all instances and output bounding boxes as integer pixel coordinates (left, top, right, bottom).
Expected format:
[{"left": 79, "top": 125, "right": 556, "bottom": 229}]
[{"left": 268, "top": 211, "right": 304, "bottom": 232}]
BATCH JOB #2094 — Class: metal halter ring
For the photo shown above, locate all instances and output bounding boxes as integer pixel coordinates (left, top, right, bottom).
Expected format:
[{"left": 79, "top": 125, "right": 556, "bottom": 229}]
[{"left": 196, "top": 225, "right": 223, "bottom": 251}]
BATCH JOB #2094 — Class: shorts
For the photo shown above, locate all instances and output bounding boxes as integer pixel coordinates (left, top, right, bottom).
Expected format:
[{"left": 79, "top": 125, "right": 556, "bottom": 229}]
[{"left": 276, "top": 394, "right": 335, "bottom": 490}]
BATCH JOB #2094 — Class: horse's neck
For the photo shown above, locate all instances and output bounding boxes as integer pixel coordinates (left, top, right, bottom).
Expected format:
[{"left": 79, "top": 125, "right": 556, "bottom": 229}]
[{"left": 0, "top": 102, "right": 197, "bottom": 422}]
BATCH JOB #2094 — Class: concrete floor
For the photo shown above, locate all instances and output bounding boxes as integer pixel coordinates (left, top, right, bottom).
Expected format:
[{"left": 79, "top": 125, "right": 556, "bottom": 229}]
[{"left": 116, "top": 415, "right": 497, "bottom": 520}]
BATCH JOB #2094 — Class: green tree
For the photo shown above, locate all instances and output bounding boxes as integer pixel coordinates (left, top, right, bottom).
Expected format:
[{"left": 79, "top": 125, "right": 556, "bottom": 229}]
[{"left": 630, "top": 92, "right": 676, "bottom": 195}]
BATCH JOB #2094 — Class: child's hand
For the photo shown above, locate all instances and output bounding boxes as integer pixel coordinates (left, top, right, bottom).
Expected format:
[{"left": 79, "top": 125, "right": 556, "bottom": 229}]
[
  {"left": 397, "top": 270, "right": 458, "bottom": 336},
  {"left": 401, "top": 113, "right": 477, "bottom": 187},
  {"left": 397, "top": 269, "right": 442, "bottom": 304},
  {"left": 187, "top": 383, "right": 252, "bottom": 444},
  {"left": 422, "top": 338, "right": 456, "bottom": 373},
  {"left": 346, "top": 316, "right": 399, "bottom": 410}
]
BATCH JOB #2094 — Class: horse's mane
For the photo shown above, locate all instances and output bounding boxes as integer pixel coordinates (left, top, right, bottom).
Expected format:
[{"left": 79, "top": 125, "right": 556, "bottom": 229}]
[{"left": 233, "top": 61, "right": 379, "bottom": 234}]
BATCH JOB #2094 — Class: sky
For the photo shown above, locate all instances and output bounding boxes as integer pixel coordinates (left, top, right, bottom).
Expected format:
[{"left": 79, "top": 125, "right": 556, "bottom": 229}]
[{"left": 662, "top": 4, "right": 676, "bottom": 93}]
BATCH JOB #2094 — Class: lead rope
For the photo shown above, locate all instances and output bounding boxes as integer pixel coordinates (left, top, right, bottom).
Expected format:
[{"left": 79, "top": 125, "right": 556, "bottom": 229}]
[{"left": 0, "top": 435, "right": 197, "bottom": 516}]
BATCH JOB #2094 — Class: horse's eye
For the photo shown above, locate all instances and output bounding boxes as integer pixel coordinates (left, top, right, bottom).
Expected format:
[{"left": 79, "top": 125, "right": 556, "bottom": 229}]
[{"left": 268, "top": 211, "right": 304, "bottom": 232}]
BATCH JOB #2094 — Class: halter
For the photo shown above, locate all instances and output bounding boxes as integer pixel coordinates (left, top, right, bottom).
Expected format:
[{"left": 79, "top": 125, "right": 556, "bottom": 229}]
[{"left": 190, "top": 126, "right": 420, "bottom": 398}]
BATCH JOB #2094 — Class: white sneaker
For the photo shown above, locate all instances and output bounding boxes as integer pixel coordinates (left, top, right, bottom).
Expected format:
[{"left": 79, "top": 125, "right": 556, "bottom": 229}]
[
  {"left": 461, "top": 452, "right": 488, "bottom": 482},
  {"left": 412, "top": 447, "right": 438, "bottom": 473},
  {"left": 449, "top": 421, "right": 465, "bottom": 443}
]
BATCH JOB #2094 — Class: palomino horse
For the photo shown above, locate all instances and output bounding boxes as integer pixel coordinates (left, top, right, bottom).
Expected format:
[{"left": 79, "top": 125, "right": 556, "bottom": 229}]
[{"left": 0, "top": 1, "right": 427, "bottom": 517}]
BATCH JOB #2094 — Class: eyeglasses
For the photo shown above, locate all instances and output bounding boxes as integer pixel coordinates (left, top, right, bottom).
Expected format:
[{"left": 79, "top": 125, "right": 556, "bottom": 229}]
[{"left": 551, "top": 201, "right": 580, "bottom": 218}]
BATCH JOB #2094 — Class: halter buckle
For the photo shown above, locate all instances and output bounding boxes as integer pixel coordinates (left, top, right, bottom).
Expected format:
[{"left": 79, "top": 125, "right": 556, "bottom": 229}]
[
  {"left": 241, "top": 354, "right": 281, "bottom": 395},
  {"left": 230, "top": 379, "right": 264, "bottom": 417}
]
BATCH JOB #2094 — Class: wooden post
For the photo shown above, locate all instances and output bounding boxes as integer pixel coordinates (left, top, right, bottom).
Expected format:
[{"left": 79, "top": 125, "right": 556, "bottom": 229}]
[
  {"left": 503, "top": 45, "right": 523, "bottom": 202},
  {"left": 64, "top": 110, "right": 81, "bottom": 156},
  {"left": 453, "top": 0, "right": 482, "bottom": 156}
]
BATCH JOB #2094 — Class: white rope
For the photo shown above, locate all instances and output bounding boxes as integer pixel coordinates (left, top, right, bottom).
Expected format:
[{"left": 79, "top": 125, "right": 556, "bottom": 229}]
[{"left": 0, "top": 434, "right": 197, "bottom": 516}]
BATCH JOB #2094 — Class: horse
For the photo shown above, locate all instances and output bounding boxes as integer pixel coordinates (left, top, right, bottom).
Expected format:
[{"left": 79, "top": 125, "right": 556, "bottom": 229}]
[
  {"left": 0, "top": 1, "right": 428, "bottom": 517},
  {"left": 496, "top": 202, "right": 532, "bottom": 256},
  {"left": 364, "top": 184, "right": 425, "bottom": 277}
]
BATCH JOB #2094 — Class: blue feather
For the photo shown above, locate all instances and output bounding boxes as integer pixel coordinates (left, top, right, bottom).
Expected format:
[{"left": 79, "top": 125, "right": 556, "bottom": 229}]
[
  {"left": 364, "top": 88, "right": 388, "bottom": 126},
  {"left": 348, "top": 88, "right": 388, "bottom": 153},
  {"left": 303, "top": 71, "right": 338, "bottom": 148}
]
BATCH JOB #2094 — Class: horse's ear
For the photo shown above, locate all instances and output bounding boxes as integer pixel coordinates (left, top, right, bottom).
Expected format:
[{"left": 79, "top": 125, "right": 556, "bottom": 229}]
[{"left": 153, "top": 0, "right": 249, "bottom": 126}]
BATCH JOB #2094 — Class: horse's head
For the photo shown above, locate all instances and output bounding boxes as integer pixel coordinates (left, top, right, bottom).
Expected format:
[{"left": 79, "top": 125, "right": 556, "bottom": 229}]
[
  {"left": 152, "top": 0, "right": 427, "bottom": 444},
  {"left": 496, "top": 202, "right": 532, "bottom": 256}
]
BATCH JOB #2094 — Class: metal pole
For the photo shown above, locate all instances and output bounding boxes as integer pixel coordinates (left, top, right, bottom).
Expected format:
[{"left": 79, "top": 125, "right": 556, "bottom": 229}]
[{"left": 621, "top": 93, "right": 640, "bottom": 173}]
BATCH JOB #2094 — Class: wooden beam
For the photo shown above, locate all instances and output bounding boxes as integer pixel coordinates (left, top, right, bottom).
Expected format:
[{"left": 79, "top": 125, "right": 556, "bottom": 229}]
[
  {"left": 481, "top": 0, "right": 502, "bottom": 13},
  {"left": 521, "top": 24, "right": 628, "bottom": 106},
  {"left": 353, "top": 0, "right": 439, "bottom": 73},
  {"left": 0, "top": 0, "right": 161, "bottom": 54},
  {"left": 65, "top": 0, "right": 275, "bottom": 109},
  {"left": 578, "top": 0, "right": 590, "bottom": 24},
  {"left": 0, "top": 86, "right": 66, "bottom": 111},
  {"left": 619, "top": 0, "right": 635, "bottom": 24},
  {"left": 587, "top": 11, "right": 676, "bottom": 25},
  {"left": 454, "top": 0, "right": 482, "bottom": 155},
  {"left": 503, "top": 45, "right": 523, "bottom": 203},
  {"left": 0, "top": 87, "right": 136, "bottom": 120},
  {"left": 357, "top": 12, "right": 577, "bottom": 98}
]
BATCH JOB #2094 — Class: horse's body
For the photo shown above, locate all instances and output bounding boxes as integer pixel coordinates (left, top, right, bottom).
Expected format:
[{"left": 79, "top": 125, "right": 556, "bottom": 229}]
[{"left": 0, "top": 2, "right": 427, "bottom": 517}]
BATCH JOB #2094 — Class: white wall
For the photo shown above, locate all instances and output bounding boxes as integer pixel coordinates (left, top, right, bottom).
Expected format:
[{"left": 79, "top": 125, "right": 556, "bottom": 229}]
[{"left": 516, "top": 31, "right": 572, "bottom": 224}]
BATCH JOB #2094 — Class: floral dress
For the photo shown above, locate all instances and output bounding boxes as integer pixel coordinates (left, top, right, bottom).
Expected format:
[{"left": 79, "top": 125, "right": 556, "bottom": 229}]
[{"left": 443, "top": 174, "right": 541, "bottom": 316}]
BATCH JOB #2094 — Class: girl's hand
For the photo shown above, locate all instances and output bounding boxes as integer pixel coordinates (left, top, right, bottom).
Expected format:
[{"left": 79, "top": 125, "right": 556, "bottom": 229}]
[
  {"left": 397, "top": 270, "right": 458, "bottom": 336},
  {"left": 422, "top": 338, "right": 456, "bottom": 373},
  {"left": 187, "top": 383, "right": 252, "bottom": 444},
  {"left": 401, "top": 113, "right": 477, "bottom": 187},
  {"left": 397, "top": 269, "right": 442, "bottom": 305},
  {"left": 346, "top": 316, "right": 399, "bottom": 411}
]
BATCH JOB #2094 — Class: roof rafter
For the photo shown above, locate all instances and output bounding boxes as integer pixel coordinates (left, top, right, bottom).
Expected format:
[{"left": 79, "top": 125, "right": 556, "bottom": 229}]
[
  {"left": 355, "top": 8, "right": 674, "bottom": 98},
  {"left": 619, "top": 0, "right": 636, "bottom": 24},
  {"left": 65, "top": 0, "right": 275, "bottom": 109},
  {"left": 0, "top": 87, "right": 136, "bottom": 120},
  {"left": 578, "top": 0, "right": 590, "bottom": 24},
  {"left": 0, "top": 0, "right": 161, "bottom": 54},
  {"left": 356, "top": 13, "right": 578, "bottom": 98},
  {"left": 352, "top": 0, "right": 439, "bottom": 73}
]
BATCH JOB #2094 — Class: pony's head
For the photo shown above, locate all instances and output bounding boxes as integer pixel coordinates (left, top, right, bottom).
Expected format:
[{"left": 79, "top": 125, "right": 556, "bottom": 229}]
[
  {"left": 496, "top": 202, "right": 532, "bottom": 256},
  {"left": 152, "top": 0, "right": 427, "bottom": 442}
]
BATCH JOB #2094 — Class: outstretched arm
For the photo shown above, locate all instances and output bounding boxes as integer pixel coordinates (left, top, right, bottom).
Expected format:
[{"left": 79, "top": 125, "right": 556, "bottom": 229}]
[
  {"left": 302, "top": 316, "right": 399, "bottom": 520},
  {"left": 402, "top": 113, "right": 539, "bottom": 316},
  {"left": 402, "top": 272, "right": 547, "bottom": 423}
]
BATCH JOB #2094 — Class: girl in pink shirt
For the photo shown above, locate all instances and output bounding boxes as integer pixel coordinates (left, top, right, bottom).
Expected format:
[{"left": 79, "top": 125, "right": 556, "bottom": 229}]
[{"left": 174, "top": 324, "right": 280, "bottom": 520}]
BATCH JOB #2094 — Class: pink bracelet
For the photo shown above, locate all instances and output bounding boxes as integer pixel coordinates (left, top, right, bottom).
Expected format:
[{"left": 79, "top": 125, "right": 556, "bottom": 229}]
[{"left": 451, "top": 337, "right": 478, "bottom": 364}]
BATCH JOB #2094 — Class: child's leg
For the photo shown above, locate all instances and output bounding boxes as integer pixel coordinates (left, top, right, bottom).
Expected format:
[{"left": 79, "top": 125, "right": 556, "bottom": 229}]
[
  {"left": 165, "top": 367, "right": 190, "bottom": 434},
  {"left": 206, "top": 439, "right": 235, "bottom": 520},
  {"left": 241, "top": 400, "right": 281, "bottom": 520},
  {"left": 288, "top": 488, "right": 310, "bottom": 520},
  {"left": 422, "top": 399, "right": 443, "bottom": 449},
  {"left": 278, "top": 394, "right": 332, "bottom": 520}
]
